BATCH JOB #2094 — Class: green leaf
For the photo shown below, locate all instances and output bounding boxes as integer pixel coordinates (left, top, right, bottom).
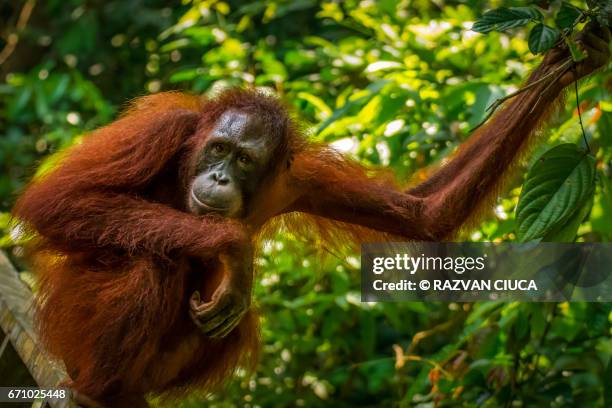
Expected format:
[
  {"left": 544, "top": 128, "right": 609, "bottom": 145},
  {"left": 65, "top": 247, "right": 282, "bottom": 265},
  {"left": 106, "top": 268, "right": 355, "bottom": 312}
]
[
  {"left": 472, "top": 7, "right": 541, "bottom": 33},
  {"left": 592, "top": 0, "right": 612, "bottom": 27},
  {"left": 318, "top": 80, "right": 390, "bottom": 134},
  {"left": 516, "top": 144, "right": 596, "bottom": 242},
  {"left": 555, "top": 2, "right": 583, "bottom": 30},
  {"left": 467, "top": 84, "right": 505, "bottom": 128},
  {"left": 528, "top": 24, "right": 559, "bottom": 54},
  {"left": 543, "top": 195, "right": 594, "bottom": 242},
  {"left": 159, "top": 38, "right": 190, "bottom": 53},
  {"left": 169, "top": 68, "right": 202, "bottom": 83},
  {"left": 297, "top": 92, "right": 332, "bottom": 120}
]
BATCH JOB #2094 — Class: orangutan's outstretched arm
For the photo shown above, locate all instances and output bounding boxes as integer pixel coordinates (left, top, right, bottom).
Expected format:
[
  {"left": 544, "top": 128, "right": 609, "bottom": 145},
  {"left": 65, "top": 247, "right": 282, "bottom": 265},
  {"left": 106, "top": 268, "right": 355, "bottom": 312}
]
[{"left": 288, "top": 25, "right": 610, "bottom": 240}]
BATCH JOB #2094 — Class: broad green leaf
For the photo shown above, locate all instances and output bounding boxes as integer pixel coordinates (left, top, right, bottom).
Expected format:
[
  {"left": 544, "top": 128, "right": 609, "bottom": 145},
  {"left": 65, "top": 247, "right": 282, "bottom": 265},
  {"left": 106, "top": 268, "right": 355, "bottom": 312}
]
[
  {"left": 472, "top": 7, "right": 541, "bottom": 33},
  {"left": 528, "top": 24, "right": 559, "bottom": 54},
  {"left": 555, "top": 2, "right": 583, "bottom": 30},
  {"left": 543, "top": 195, "right": 594, "bottom": 242},
  {"left": 516, "top": 144, "right": 596, "bottom": 242}
]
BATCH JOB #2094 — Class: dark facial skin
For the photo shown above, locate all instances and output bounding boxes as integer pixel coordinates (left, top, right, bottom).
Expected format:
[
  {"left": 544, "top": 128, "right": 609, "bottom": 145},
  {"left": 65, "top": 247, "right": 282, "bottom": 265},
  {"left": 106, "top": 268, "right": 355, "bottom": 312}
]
[{"left": 189, "top": 110, "right": 274, "bottom": 218}]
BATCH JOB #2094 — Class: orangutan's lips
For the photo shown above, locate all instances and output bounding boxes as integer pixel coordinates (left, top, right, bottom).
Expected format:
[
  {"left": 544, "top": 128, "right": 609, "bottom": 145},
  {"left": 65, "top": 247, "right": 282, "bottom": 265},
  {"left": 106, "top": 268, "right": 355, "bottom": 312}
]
[{"left": 190, "top": 191, "right": 228, "bottom": 213}]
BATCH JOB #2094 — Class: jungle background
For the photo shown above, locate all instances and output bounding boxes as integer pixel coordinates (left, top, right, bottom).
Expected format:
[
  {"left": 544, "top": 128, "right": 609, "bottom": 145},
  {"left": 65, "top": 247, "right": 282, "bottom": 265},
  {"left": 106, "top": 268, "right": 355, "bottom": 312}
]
[{"left": 1, "top": 0, "right": 611, "bottom": 407}]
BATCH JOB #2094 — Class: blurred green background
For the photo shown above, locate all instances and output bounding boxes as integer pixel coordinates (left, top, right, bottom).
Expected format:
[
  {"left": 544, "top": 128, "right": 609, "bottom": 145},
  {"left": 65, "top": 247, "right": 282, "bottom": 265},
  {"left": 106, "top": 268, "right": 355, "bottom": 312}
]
[{"left": 1, "top": 0, "right": 611, "bottom": 407}]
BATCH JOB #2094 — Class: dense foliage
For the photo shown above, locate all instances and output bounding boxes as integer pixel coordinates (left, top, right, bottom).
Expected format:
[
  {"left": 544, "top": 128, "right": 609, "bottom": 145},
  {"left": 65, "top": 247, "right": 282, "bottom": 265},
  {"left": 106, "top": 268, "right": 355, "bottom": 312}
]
[{"left": 1, "top": 1, "right": 611, "bottom": 406}]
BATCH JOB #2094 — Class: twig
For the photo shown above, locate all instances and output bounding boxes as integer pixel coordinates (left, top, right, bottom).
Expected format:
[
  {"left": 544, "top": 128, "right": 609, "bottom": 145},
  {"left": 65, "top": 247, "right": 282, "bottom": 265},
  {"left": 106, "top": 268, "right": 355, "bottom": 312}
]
[
  {"left": 572, "top": 65, "right": 590, "bottom": 153},
  {"left": 406, "top": 316, "right": 462, "bottom": 354},
  {"left": 343, "top": 353, "right": 452, "bottom": 378},
  {"left": 519, "top": 303, "right": 557, "bottom": 387},
  {"left": 470, "top": 57, "right": 573, "bottom": 132},
  {"left": 0, "top": 0, "right": 37, "bottom": 66},
  {"left": 528, "top": 60, "right": 573, "bottom": 116}
]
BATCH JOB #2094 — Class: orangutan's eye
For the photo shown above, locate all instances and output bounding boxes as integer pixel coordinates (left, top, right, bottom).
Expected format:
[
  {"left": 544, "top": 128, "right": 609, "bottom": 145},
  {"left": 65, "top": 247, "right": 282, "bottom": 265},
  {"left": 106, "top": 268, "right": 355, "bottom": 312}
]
[{"left": 212, "top": 143, "right": 226, "bottom": 154}]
